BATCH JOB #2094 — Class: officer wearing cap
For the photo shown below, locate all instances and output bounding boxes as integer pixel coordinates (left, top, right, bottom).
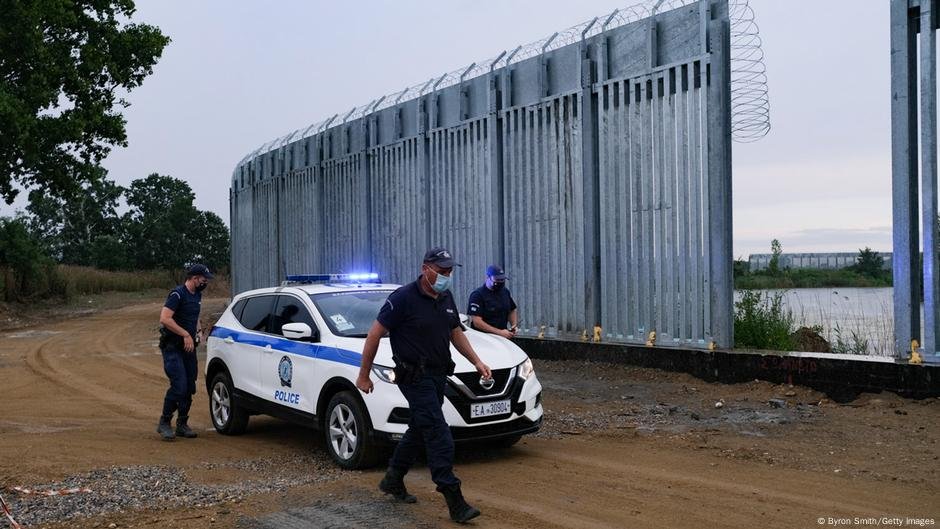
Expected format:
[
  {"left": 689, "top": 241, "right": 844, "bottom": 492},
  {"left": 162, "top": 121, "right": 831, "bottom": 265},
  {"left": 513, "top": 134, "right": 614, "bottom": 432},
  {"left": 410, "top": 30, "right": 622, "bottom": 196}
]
[
  {"left": 356, "top": 247, "right": 491, "bottom": 524},
  {"left": 467, "top": 265, "right": 518, "bottom": 339},
  {"left": 156, "top": 264, "right": 213, "bottom": 441}
]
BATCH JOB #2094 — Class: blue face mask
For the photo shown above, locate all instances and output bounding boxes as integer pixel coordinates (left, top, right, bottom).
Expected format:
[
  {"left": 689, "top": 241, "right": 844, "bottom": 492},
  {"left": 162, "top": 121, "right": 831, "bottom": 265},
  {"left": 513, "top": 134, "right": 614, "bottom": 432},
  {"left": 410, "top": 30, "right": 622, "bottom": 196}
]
[
  {"left": 426, "top": 267, "right": 452, "bottom": 293},
  {"left": 432, "top": 271, "right": 452, "bottom": 293}
]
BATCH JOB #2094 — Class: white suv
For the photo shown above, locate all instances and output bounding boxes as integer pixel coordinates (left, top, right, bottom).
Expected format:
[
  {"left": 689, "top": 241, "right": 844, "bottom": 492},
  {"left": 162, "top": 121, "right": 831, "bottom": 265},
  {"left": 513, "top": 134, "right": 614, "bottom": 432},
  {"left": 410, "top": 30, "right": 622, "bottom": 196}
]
[{"left": 205, "top": 274, "right": 543, "bottom": 469}]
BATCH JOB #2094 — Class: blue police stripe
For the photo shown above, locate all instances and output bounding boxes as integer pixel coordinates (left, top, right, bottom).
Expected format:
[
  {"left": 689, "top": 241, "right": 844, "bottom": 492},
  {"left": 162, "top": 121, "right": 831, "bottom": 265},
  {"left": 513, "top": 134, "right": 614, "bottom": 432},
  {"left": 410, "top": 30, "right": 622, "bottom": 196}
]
[{"left": 210, "top": 327, "right": 362, "bottom": 367}]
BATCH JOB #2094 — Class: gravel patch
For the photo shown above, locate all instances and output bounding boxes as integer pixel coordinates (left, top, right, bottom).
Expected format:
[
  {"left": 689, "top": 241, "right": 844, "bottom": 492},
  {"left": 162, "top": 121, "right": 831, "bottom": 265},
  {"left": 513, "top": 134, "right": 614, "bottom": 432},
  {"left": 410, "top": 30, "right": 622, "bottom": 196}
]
[
  {"left": 533, "top": 359, "right": 822, "bottom": 439},
  {"left": 6, "top": 453, "right": 343, "bottom": 526},
  {"left": 239, "top": 499, "right": 438, "bottom": 529}
]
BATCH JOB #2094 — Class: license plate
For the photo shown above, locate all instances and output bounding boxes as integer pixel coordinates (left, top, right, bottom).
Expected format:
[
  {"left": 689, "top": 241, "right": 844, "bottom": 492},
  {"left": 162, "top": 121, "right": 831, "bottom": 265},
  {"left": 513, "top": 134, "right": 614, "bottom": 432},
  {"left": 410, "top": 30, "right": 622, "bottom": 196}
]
[{"left": 470, "top": 399, "right": 511, "bottom": 419}]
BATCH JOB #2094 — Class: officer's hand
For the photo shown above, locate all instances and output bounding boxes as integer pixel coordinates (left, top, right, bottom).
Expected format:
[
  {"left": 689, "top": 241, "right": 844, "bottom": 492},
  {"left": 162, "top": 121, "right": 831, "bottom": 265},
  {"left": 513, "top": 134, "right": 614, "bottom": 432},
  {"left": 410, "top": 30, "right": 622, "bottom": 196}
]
[
  {"left": 475, "top": 362, "right": 492, "bottom": 381},
  {"left": 183, "top": 335, "right": 195, "bottom": 353},
  {"left": 498, "top": 329, "right": 514, "bottom": 339},
  {"left": 356, "top": 374, "right": 374, "bottom": 394}
]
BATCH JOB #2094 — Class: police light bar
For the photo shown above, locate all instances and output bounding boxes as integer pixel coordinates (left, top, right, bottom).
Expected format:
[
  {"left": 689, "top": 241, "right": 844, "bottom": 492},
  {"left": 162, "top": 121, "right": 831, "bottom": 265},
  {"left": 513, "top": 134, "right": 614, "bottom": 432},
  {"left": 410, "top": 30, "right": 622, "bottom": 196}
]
[{"left": 282, "top": 273, "right": 380, "bottom": 285}]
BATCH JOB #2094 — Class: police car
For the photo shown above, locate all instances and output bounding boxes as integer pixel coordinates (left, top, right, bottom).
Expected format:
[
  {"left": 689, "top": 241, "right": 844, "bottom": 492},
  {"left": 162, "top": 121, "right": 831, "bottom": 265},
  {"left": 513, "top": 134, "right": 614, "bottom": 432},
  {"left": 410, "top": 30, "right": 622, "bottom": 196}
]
[{"left": 205, "top": 273, "right": 543, "bottom": 469}]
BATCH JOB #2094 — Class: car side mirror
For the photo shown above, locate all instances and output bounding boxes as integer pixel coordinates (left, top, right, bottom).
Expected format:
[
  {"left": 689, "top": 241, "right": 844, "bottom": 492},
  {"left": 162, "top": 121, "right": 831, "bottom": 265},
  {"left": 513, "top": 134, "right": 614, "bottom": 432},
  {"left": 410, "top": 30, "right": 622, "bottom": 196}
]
[{"left": 282, "top": 322, "right": 317, "bottom": 342}]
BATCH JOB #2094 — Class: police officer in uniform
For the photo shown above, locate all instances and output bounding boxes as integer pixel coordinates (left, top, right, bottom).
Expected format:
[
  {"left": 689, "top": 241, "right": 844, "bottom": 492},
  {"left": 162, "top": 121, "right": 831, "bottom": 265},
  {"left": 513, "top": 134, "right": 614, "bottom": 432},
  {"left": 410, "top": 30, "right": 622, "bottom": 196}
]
[
  {"left": 356, "top": 247, "right": 492, "bottom": 524},
  {"left": 156, "top": 264, "right": 212, "bottom": 441},
  {"left": 467, "top": 265, "right": 518, "bottom": 339}
]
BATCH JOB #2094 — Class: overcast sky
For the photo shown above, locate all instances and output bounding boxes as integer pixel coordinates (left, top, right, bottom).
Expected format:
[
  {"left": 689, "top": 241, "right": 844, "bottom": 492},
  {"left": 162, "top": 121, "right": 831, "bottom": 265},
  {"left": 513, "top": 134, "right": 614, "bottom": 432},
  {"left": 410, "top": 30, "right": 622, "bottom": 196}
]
[{"left": 1, "top": 0, "right": 890, "bottom": 258}]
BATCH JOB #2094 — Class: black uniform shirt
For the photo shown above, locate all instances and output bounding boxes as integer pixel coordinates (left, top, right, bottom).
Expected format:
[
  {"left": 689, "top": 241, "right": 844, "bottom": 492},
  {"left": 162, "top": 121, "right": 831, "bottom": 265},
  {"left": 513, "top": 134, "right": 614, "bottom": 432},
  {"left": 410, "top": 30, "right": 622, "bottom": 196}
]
[
  {"left": 164, "top": 285, "right": 202, "bottom": 337},
  {"left": 467, "top": 284, "right": 517, "bottom": 330},
  {"left": 377, "top": 277, "right": 461, "bottom": 374}
]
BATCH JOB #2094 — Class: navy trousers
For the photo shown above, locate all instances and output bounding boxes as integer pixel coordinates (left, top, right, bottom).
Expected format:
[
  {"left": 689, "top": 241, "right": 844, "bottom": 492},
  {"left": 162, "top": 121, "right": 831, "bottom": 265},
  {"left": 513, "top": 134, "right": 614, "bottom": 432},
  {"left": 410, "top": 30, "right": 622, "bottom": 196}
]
[
  {"left": 388, "top": 375, "right": 460, "bottom": 488},
  {"left": 161, "top": 346, "right": 197, "bottom": 419}
]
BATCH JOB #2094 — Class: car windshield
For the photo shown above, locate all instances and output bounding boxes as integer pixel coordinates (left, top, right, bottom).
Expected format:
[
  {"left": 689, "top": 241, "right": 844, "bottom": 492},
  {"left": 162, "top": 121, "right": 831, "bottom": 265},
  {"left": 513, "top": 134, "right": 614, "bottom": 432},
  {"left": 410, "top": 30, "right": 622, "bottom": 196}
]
[{"left": 310, "top": 290, "right": 392, "bottom": 338}]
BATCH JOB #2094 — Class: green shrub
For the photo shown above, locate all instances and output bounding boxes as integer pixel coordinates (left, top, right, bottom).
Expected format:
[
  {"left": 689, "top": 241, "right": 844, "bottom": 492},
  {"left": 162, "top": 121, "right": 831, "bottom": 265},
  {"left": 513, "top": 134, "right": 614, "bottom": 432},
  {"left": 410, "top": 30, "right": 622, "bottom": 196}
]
[
  {"left": 830, "top": 323, "right": 870, "bottom": 355},
  {"left": 734, "top": 290, "right": 797, "bottom": 350},
  {"left": 735, "top": 268, "right": 892, "bottom": 289}
]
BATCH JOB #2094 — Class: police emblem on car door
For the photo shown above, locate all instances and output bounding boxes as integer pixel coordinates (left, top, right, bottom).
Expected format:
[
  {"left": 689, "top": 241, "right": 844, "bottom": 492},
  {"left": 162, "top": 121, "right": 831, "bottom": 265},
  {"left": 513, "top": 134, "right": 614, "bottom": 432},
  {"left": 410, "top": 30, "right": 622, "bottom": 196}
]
[{"left": 278, "top": 355, "right": 292, "bottom": 387}]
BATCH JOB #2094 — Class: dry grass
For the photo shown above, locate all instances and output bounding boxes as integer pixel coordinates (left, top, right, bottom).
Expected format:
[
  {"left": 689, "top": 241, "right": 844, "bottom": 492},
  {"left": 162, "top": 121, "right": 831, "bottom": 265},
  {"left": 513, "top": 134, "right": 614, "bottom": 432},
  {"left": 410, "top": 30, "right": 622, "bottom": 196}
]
[{"left": 54, "top": 266, "right": 179, "bottom": 296}]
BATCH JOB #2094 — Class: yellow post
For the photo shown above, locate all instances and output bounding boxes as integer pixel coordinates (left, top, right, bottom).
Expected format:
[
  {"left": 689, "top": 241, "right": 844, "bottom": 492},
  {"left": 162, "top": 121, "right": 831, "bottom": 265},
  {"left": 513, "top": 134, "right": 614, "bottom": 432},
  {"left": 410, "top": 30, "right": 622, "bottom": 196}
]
[{"left": 910, "top": 339, "right": 924, "bottom": 364}]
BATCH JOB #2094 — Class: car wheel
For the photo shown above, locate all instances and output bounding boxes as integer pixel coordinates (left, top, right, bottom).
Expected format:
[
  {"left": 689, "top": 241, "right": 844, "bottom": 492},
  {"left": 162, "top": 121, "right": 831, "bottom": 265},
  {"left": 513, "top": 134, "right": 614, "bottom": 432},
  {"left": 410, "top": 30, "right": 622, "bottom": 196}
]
[
  {"left": 325, "top": 391, "right": 380, "bottom": 469},
  {"left": 209, "top": 371, "right": 249, "bottom": 435}
]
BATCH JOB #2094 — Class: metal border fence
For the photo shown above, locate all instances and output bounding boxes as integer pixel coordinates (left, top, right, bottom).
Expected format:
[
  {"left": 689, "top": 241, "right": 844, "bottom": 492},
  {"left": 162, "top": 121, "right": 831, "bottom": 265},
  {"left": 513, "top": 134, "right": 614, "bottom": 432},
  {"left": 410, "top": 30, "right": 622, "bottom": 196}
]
[{"left": 231, "top": 0, "right": 749, "bottom": 348}]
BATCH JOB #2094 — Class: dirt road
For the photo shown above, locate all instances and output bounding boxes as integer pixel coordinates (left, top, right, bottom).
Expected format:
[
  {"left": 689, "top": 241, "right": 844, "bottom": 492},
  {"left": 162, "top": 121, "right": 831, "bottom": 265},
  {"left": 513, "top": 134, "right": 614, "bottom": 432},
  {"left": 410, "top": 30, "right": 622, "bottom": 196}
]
[{"left": 0, "top": 298, "right": 937, "bottom": 528}]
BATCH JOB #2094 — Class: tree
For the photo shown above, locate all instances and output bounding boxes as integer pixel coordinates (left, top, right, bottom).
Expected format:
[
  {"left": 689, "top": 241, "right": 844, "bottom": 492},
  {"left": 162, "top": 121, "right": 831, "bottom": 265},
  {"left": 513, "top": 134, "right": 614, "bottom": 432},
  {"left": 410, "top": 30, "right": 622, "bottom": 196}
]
[
  {"left": 0, "top": 1, "right": 170, "bottom": 203},
  {"left": 768, "top": 239, "right": 783, "bottom": 276},
  {"left": 854, "top": 247, "right": 885, "bottom": 279},
  {"left": 190, "top": 210, "right": 230, "bottom": 272},
  {"left": 122, "top": 173, "right": 229, "bottom": 271},
  {"left": 0, "top": 217, "right": 53, "bottom": 301},
  {"left": 88, "top": 234, "right": 131, "bottom": 271},
  {"left": 733, "top": 258, "right": 750, "bottom": 279},
  {"left": 25, "top": 172, "right": 124, "bottom": 265},
  {"left": 123, "top": 174, "right": 198, "bottom": 269}
]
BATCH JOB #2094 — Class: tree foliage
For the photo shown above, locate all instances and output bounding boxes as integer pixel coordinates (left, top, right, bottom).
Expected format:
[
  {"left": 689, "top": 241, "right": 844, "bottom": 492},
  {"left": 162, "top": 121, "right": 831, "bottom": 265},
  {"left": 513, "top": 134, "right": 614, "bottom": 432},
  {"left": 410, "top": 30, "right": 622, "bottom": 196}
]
[
  {"left": 121, "top": 174, "right": 229, "bottom": 271},
  {"left": 0, "top": 216, "right": 54, "bottom": 300},
  {"left": 767, "top": 239, "right": 783, "bottom": 276},
  {"left": 0, "top": 0, "right": 170, "bottom": 202},
  {"left": 123, "top": 173, "right": 198, "bottom": 269},
  {"left": 26, "top": 171, "right": 124, "bottom": 266},
  {"left": 853, "top": 247, "right": 885, "bottom": 279},
  {"left": 16, "top": 173, "right": 230, "bottom": 273}
]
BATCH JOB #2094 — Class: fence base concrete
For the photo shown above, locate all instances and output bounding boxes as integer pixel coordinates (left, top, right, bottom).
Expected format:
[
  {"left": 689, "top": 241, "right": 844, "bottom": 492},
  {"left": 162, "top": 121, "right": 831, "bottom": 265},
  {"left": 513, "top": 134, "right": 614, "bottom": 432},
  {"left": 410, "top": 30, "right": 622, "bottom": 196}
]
[{"left": 515, "top": 338, "right": 940, "bottom": 402}]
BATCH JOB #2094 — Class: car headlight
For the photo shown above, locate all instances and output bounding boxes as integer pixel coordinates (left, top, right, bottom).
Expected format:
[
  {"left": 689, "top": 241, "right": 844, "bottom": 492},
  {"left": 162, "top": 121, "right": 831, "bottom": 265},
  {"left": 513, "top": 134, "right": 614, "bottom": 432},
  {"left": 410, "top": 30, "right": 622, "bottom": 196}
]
[
  {"left": 372, "top": 364, "right": 396, "bottom": 384},
  {"left": 517, "top": 358, "right": 534, "bottom": 379}
]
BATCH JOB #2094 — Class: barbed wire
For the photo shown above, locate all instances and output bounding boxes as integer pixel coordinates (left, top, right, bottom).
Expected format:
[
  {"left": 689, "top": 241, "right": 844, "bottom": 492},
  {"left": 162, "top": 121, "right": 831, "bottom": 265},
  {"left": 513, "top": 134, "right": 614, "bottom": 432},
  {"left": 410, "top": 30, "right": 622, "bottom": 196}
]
[
  {"left": 239, "top": 0, "right": 770, "bottom": 167},
  {"left": 729, "top": 0, "right": 770, "bottom": 142}
]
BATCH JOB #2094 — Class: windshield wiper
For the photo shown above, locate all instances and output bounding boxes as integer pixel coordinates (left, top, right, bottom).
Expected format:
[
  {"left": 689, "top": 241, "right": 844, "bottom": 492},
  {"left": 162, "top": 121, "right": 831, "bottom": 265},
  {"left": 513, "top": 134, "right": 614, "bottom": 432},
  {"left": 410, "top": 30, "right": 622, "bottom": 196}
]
[{"left": 344, "top": 333, "right": 368, "bottom": 338}]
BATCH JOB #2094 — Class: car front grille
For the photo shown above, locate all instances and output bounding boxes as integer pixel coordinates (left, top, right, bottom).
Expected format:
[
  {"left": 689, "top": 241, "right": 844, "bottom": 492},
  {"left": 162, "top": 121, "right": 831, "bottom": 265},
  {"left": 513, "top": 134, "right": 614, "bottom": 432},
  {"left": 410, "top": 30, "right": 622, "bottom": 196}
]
[
  {"left": 445, "top": 374, "right": 524, "bottom": 424},
  {"left": 451, "top": 366, "right": 515, "bottom": 399}
]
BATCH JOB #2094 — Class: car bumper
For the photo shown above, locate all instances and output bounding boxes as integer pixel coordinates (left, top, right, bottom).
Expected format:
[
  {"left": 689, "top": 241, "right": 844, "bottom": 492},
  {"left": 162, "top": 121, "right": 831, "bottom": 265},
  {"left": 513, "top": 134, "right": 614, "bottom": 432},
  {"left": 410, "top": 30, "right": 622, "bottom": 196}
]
[
  {"left": 367, "top": 371, "right": 544, "bottom": 441},
  {"left": 371, "top": 415, "right": 542, "bottom": 444}
]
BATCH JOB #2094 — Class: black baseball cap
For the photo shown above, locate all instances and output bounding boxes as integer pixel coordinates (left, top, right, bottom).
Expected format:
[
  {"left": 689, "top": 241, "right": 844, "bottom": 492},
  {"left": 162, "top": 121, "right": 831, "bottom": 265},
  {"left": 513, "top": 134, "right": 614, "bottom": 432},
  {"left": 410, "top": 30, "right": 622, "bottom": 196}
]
[
  {"left": 423, "top": 247, "right": 461, "bottom": 268},
  {"left": 186, "top": 263, "right": 214, "bottom": 279},
  {"left": 486, "top": 264, "right": 507, "bottom": 281}
]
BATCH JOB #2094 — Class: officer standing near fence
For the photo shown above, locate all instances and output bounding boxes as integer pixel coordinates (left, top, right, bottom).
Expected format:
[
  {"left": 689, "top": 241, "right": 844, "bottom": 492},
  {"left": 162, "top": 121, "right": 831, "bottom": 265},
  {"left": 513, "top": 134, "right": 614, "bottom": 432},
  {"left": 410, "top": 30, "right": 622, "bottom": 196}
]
[
  {"left": 467, "top": 264, "right": 518, "bottom": 339},
  {"left": 356, "top": 247, "right": 491, "bottom": 524},
  {"left": 156, "top": 264, "right": 212, "bottom": 441}
]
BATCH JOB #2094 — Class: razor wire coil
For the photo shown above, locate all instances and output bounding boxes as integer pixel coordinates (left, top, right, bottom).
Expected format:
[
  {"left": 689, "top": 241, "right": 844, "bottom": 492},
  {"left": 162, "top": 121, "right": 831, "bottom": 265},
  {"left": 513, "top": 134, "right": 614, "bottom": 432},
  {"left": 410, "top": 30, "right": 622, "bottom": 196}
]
[{"left": 241, "top": 0, "right": 770, "bottom": 166}]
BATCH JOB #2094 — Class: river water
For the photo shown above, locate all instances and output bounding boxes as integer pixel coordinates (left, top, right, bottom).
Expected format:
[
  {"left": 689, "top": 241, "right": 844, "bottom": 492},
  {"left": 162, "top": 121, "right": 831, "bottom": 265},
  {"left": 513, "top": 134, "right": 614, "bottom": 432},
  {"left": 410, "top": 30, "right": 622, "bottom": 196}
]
[{"left": 739, "top": 288, "right": 896, "bottom": 357}]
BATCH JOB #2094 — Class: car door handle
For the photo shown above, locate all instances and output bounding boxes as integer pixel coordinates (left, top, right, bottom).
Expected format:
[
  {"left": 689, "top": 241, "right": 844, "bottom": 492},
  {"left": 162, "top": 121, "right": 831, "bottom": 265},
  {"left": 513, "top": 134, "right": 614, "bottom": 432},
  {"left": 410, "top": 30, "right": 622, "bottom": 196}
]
[{"left": 223, "top": 337, "right": 234, "bottom": 344}]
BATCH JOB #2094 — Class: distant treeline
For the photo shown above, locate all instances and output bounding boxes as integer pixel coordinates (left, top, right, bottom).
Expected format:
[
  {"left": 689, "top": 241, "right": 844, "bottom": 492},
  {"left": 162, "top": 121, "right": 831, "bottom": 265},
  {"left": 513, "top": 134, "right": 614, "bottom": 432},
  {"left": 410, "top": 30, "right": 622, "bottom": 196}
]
[
  {"left": 735, "top": 242, "right": 891, "bottom": 289},
  {"left": 0, "top": 174, "right": 229, "bottom": 301}
]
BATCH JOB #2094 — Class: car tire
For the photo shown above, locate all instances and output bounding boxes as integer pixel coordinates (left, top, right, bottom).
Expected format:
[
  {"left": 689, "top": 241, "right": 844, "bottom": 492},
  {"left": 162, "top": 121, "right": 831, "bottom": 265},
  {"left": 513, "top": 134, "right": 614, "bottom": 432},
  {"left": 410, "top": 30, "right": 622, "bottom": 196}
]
[
  {"left": 325, "top": 391, "right": 380, "bottom": 469},
  {"left": 209, "top": 371, "right": 249, "bottom": 435}
]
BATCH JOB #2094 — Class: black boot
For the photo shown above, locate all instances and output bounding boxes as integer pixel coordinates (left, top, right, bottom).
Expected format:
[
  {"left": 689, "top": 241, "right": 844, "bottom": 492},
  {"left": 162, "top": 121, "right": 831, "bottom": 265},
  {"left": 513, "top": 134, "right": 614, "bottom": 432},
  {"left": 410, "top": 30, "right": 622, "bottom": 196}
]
[
  {"left": 437, "top": 483, "right": 480, "bottom": 523},
  {"left": 156, "top": 416, "right": 175, "bottom": 441},
  {"left": 175, "top": 415, "right": 198, "bottom": 438},
  {"left": 379, "top": 467, "right": 417, "bottom": 503}
]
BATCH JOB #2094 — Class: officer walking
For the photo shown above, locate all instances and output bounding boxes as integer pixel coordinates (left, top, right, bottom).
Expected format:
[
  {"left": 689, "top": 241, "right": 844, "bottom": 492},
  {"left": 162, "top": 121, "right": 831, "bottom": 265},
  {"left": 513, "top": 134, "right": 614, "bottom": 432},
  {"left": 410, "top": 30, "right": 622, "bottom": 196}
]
[
  {"left": 356, "top": 247, "right": 492, "bottom": 524},
  {"left": 156, "top": 264, "right": 213, "bottom": 441},
  {"left": 467, "top": 265, "right": 518, "bottom": 339}
]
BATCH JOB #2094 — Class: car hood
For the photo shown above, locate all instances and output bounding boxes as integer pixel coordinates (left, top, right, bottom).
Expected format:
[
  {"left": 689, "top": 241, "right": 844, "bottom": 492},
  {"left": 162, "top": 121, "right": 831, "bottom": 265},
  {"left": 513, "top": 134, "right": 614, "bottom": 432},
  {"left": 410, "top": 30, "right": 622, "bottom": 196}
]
[{"left": 332, "top": 329, "right": 528, "bottom": 372}]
